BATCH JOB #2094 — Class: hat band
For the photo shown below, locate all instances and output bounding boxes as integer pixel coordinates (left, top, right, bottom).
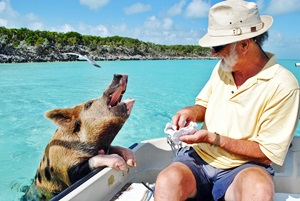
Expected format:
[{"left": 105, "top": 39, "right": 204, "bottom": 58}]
[{"left": 208, "top": 22, "right": 264, "bottom": 37}]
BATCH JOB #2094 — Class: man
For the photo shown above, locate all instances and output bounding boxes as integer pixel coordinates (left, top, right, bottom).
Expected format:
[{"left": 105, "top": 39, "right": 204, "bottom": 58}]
[{"left": 155, "top": 1, "right": 300, "bottom": 201}]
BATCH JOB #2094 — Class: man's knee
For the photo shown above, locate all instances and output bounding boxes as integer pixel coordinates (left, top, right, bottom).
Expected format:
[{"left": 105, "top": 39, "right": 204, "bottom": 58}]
[
  {"left": 156, "top": 163, "right": 185, "bottom": 190},
  {"left": 156, "top": 168, "right": 171, "bottom": 189},
  {"left": 155, "top": 164, "right": 181, "bottom": 200},
  {"left": 248, "top": 168, "right": 274, "bottom": 201},
  {"left": 225, "top": 167, "right": 274, "bottom": 201},
  {"left": 155, "top": 162, "right": 197, "bottom": 200}
]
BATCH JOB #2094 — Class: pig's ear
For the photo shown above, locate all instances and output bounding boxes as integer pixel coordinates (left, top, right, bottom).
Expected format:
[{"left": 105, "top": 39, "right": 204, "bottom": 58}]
[{"left": 45, "top": 108, "right": 75, "bottom": 127}]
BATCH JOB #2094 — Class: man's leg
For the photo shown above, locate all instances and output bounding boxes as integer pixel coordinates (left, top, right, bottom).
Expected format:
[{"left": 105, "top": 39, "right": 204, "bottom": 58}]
[
  {"left": 154, "top": 162, "right": 197, "bottom": 201},
  {"left": 224, "top": 166, "right": 274, "bottom": 201}
]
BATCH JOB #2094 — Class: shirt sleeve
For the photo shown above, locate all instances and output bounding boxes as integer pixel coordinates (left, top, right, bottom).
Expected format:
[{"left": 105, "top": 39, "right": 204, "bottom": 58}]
[{"left": 255, "top": 86, "right": 300, "bottom": 166}]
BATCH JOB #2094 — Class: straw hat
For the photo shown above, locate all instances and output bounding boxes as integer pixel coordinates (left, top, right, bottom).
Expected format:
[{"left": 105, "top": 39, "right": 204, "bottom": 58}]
[{"left": 198, "top": 0, "right": 273, "bottom": 47}]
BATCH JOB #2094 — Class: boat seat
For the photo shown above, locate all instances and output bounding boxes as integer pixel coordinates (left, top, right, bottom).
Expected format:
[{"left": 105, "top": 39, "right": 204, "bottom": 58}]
[
  {"left": 113, "top": 182, "right": 300, "bottom": 201},
  {"left": 274, "top": 193, "right": 300, "bottom": 200}
]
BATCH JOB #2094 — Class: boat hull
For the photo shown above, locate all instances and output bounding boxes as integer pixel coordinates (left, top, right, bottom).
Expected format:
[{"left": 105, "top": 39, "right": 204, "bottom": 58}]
[{"left": 51, "top": 136, "right": 300, "bottom": 201}]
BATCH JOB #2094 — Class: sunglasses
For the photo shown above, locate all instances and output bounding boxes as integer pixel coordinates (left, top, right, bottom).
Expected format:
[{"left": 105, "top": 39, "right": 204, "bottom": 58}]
[{"left": 212, "top": 44, "right": 227, "bottom": 53}]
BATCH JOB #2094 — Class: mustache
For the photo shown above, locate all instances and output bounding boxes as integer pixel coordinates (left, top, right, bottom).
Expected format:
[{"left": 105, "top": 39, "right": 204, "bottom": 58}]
[{"left": 220, "top": 43, "right": 238, "bottom": 72}]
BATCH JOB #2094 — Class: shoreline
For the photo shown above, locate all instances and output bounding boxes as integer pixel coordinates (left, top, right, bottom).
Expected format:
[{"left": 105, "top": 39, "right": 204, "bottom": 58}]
[
  {"left": 0, "top": 27, "right": 214, "bottom": 64},
  {"left": 0, "top": 54, "right": 217, "bottom": 63}
]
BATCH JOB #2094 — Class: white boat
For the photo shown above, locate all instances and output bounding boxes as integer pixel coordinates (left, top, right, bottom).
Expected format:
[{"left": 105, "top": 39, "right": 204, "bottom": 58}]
[
  {"left": 51, "top": 136, "right": 300, "bottom": 201},
  {"left": 295, "top": 63, "right": 300, "bottom": 67}
]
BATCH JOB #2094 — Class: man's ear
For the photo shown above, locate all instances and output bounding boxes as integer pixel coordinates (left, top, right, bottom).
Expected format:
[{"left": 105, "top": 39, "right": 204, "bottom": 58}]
[
  {"left": 239, "top": 39, "right": 251, "bottom": 55},
  {"left": 241, "top": 39, "right": 250, "bottom": 48},
  {"left": 241, "top": 42, "right": 246, "bottom": 48}
]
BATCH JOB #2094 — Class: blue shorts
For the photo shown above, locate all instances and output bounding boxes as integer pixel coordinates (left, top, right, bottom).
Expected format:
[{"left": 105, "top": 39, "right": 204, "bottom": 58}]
[{"left": 173, "top": 146, "right": 274, "bottom": 201}]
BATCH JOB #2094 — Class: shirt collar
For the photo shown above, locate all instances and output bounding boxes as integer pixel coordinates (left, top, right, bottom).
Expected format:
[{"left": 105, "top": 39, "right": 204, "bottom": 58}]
[
  {"left": 254, "top": 52, "right": 279, "bottom": 80},
  {"left": 220, "top": 52, "right": 279, "bottom": 81}
]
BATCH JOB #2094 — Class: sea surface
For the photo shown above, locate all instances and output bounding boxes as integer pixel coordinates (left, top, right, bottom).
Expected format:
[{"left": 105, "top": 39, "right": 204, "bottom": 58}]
[{"left": 0, "top": 59, "right": 299, "bottom": 201}]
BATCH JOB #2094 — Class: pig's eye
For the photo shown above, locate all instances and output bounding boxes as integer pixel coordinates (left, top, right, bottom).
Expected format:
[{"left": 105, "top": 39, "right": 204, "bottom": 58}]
[
  {"left": 73, "top": 120, "right": 81, "bottom": 133},
  {"left": 84, "top": 101, "right": 93, "bottom": 110}
]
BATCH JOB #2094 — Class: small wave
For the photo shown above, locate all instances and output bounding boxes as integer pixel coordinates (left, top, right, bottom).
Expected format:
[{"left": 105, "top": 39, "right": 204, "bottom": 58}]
[{"left": 8, "top": 177, "right": 33, "bottom": 201}]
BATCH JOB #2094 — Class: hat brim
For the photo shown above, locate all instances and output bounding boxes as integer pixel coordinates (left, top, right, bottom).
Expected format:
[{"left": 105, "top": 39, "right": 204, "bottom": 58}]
[{"left": 198, "top": 16, "right": 273, "bottom": 47}]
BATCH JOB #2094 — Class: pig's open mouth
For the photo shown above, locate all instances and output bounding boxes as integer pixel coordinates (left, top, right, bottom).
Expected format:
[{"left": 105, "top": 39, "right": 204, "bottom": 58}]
[{"left": 107, "top": 75, "right": 135, "bottom": 114}]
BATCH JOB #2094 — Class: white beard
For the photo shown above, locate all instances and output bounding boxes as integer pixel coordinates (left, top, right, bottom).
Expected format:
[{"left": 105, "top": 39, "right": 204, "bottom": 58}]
[{"left": 220, "top": 43, "right": 238, "bottom": 72}]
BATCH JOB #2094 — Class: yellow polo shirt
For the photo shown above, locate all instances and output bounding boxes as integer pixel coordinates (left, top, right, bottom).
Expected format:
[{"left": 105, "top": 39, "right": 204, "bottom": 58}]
[{"left": 193, "top": 53, "right": 300, "bottom": 169}]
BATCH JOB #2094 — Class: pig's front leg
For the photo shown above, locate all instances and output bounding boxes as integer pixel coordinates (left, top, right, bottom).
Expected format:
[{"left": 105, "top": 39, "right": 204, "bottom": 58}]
[
  {"left": 88, "top": 146, "right": 136, "bottom": 171},
  {"left": 109, "top": 146, "right": 137, "bottom": 167}
]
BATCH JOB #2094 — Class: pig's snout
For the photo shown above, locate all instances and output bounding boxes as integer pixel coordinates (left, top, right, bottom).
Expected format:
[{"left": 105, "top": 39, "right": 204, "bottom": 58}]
[{"left": 104, "top": 74, "right": 135, "bottom": 116}]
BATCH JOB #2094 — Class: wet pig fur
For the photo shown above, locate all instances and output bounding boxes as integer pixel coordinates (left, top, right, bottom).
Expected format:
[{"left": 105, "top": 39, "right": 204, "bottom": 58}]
[{"left": 22, "top": 74, "right": 135, "bottom": 201}]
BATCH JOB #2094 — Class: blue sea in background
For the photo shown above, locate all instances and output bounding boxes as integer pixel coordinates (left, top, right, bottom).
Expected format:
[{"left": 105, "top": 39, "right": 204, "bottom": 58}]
[{"left": 0, "top": 59, "right": 299, "bottom": 200}]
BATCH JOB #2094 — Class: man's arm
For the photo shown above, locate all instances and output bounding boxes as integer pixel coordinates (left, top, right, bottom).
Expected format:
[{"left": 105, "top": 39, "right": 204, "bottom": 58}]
[
  {"left": 180, "top": 130, "right": 272, "bottom": 165},
  {"left": 173, "top": 105, "right": 272, "bottom": 165},
  {"left": 215, "top": 134, "right": 272, "bottom": 165}
]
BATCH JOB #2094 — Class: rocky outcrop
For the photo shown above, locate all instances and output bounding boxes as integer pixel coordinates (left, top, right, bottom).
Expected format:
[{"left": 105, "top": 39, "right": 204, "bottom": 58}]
[{"left": 0, "top": 41, "right": 214, "bottom": 63}]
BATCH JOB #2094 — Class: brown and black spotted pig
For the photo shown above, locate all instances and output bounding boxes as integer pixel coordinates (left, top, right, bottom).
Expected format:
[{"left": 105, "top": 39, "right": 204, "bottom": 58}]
[{"left": 22, "top": 74, "right": 136, "bottom": 201}]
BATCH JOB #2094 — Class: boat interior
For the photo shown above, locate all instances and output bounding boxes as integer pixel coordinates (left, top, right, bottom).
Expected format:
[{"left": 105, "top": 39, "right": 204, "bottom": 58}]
[{"left": 51, "top": 136, "right": 300, "bottom": 201}]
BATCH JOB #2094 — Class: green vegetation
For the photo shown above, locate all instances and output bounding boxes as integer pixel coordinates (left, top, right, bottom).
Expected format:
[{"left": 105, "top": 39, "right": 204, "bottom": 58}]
[{"left": 0, "top": 26, "right": 211, "bottom": 63}]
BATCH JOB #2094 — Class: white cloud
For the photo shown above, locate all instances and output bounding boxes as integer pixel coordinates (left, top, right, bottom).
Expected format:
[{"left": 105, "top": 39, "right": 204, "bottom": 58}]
[
  {"left": 124, "top": 3, "right": 151, "bottom": 15},
  {"left": 90, "top": 25, "right": 109, "bottom": 36},
  {"left": 143, "top": 16, "right": 173, "bottom": 31},
  {"left": 144, "top": 16, "right": 161, "bottom": 30},
  {"left": 0, "top": 0, "right": 45, "bottom": 29},
  {"left": 51, "top": 24, "right": 75, "bottom": 33},
  {"left": 135, "top": 15, "right": 202, "bottom": 45},
  {"left": 264, "top": 30, "right": 300, "bottom": 59},
  {"left": 162, "top": 18, "right": 173, "bottom": 30},
  {"left": 81, "top": 21, "right": 130, "bottom": 38},
  {"left": 0, "top": 1, "right": 6, "bottom": 13},
  {"left": 132, "top": 24, "right": 201, "bottom": 45},
  {"left": 0, "top": 0, "right": 20, "bottom": 26},
  {"left": 266, "top": 0, "right": 300, "bottom": 15},
  {"left": 167, "top": 0, "right": 186, "bottom": 16},
  {"left": 0, "top": 18, "right": 7, "bottom": 27},
  {"left": 26, "top": 13, "right": 38, "bottom": 21},
  {"left": 111, "top": 23, "right": 127, "bottom": 35},
  {"left": 255, "top": 0, "right": 264, "bottom": 11},
  {"left": 185, "top": 0, "right": 210, "bottom": 18},
  {"left": 28, "top": 22, "right": 44, "bottom": 31},
  {"left": 79, "top": 0, "right": 109, "bottom": 10}
]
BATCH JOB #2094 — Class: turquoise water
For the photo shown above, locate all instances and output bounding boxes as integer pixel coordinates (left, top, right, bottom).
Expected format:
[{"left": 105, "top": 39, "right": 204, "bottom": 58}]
[{"left": 0, "top": 59, "right": 299, "bottom": 200}]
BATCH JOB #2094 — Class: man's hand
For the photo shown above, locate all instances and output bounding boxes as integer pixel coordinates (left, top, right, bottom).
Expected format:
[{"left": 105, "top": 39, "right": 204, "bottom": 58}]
[
  {"left": 179, "top": 129, "right": 215, "bottom": 145},
  {"left": 172, "top": 105, "right": 206, "bottom": 129}
]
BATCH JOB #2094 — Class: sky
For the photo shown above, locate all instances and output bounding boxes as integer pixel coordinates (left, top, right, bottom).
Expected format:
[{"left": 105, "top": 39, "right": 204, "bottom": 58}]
[{"left": 0, "top": 0, "right": 299, "bottom": 59}]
